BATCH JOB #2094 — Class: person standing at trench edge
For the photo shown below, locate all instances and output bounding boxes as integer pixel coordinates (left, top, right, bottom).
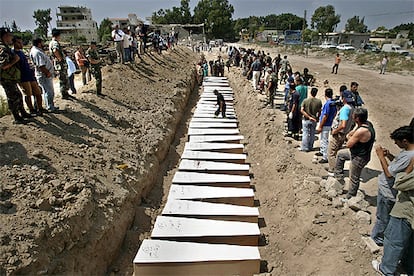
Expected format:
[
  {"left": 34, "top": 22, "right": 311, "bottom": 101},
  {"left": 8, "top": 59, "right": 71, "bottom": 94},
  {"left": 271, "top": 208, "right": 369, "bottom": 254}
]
[{"left": 214, "top": 89, "right": 226, "bottom": 118}]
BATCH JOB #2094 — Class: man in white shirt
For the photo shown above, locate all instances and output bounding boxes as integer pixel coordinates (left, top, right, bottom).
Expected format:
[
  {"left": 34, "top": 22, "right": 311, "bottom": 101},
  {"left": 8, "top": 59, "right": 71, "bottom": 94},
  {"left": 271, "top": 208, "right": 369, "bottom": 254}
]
[
  {"left": 122, "top": 29, "right": 132, "bottom": 62},
  {"left": 30, "top": 38, "right": 58, "bottom": 112},
  {"left": 111, "top": 25, "right": 125, "bottom": 63}
]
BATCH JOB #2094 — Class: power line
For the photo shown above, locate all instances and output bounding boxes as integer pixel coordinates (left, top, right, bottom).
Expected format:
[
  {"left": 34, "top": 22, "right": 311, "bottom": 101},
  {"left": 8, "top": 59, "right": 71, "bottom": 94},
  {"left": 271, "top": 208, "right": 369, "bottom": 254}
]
[{"left": 365, "top": 10, "right": 414, "bottom": 17}]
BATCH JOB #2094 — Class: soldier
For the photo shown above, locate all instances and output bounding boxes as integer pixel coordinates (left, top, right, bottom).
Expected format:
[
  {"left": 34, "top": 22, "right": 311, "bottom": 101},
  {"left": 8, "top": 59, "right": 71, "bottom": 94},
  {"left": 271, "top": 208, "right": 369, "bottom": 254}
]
[
  {"left": 49, "top": 29, "right": 71, "bottom": 100},
  {"left": 0, "top": 27, "right": 32, "bottom": 124},
  {"left": 86, "top": 41, "right": 103, "bottom": 96}
]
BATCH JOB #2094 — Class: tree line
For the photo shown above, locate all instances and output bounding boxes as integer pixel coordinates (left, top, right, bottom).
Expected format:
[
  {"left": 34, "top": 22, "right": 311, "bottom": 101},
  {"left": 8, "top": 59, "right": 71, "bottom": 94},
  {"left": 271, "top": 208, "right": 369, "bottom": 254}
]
[{"left": 2, "top": 0, "right": 413, "bottom": 44}]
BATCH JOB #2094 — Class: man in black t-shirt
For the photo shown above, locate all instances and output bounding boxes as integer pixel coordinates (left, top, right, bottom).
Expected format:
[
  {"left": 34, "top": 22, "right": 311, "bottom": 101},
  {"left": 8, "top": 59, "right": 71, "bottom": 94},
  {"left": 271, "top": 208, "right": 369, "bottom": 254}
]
[{"left": 214, "top": 89, "right": 226, "bottom": 118}]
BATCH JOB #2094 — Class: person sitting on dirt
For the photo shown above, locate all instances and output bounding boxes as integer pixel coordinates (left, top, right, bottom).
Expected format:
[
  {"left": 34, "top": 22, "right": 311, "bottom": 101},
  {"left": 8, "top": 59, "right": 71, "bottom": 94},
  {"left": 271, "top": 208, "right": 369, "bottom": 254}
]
[
  {"left": 334, "top": 107, "right": 376, "bottom": 199},
  {"left": 371, "top": 126, "right": 414, "bottom": 246},
  {"left": 303, "top": 68, "right": 315, "bottom": 86},
  {"left": 214, "top": 89, "right": 226, "bottom": 118},
  {"left": 372, "top": 157, "right": 414, "bottom": 276}
]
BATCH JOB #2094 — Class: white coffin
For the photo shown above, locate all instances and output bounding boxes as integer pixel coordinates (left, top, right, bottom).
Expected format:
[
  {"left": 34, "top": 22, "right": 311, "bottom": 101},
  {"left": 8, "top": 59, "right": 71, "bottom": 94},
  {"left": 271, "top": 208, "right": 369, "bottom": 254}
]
[
  {"left": 181, "top": 150, "right": 246, "bottom": 164},
  {"left": 151, "top": 216, "right": 260, "bottom": 246},
  {"left": 172, "top": 171, "right": 250, "bottom": 188},
  {"left": 168, "top": 184, "right": 254, "bottom": 206},
  {"left": 189, "top": 135, "right": 243, "bottom": 143},
  {"left": 133, "top": 240, "right": 260, "bottom": 276},
  {"left": 178, "top": 159, "right": 249, "bottom": 175},
  {"left": 162, "top": 199, "right": 259, "bottom": 222},
  {"left": 184, "top": 142, "right": 244, "bottom": 154}
]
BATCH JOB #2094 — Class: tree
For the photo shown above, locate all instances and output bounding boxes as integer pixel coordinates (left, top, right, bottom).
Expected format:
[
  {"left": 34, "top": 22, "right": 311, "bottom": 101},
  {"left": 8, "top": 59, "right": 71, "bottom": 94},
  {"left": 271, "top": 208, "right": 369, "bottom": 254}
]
[
  {"left": 345, "top": 16, "right": 368, "bottom": 33},
  {"left": 275, "top": 13, "right": 305, "bottom": 31},
  {"left": 11, "top": 20, "right": 20, "bottom": 32},
  {"left": 391, "top": 23, "right": 414, "bottom": 41},
  {"left": 311, "top": 5, "right": 340, "bottom": 38},
  {"left": 193, "top": 0, "right": 235, "bottom": 40},
  {"left": 33, "top": 9, "right": 52, "bottom": 39},
  {"left": 152, "top": 0, "right": 192, "bottom": 24},
  {"left": 98, "top": 18, "right": 113, "bottom": 42}
]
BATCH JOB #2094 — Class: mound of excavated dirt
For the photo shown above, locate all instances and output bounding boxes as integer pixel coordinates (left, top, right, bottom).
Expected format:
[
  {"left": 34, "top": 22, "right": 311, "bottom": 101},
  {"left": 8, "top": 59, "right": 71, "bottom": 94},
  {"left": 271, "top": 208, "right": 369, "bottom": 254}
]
[
  {"left": 0, "top": 47, "right": 198, "bottom": 275},
  {"left": 1, "top": 42, "right": 413, "bottom": 276}
]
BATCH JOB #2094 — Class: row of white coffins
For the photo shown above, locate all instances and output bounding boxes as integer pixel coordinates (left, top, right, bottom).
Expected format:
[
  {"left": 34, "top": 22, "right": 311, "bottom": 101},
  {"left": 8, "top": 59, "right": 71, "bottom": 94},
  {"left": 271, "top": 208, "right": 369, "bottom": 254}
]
[{"left": 133, "top": 77, "right": 261, "bottom": 275}]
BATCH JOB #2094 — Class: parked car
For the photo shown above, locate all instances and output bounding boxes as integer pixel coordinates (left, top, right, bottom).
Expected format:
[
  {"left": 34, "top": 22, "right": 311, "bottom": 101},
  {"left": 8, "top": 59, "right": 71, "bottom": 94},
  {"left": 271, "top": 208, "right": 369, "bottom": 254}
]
[
  {"left": 336, "top": 43, "right": 356, "bottom": 50},
  {"left": 381, "top": 44, "right": 409, "bottom": 56},
  {"left": 363, "top": 43, "right": 380, "bottom": 53},
  {"left": 319, "top": 42, "right": 337, "bottom": 49}
]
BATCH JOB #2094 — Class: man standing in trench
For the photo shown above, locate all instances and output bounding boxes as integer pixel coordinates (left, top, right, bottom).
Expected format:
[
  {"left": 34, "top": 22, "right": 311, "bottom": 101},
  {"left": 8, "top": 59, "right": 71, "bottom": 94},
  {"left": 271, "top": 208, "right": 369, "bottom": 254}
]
[{"left": 214, "top": 89, "right": 226, "bottom": 118}]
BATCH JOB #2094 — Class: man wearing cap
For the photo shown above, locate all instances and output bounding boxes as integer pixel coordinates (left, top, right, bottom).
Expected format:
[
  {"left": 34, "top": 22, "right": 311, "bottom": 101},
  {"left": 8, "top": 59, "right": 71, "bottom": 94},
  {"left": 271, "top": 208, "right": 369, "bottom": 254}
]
[
  {"left": 334, "top": 107, "right": 375, "bottom": 199},
  {"left": 0, "top": 28, "right": 32, "bottom": 124},
  {"left": 327, "top": 90, "right": 355, "bottom": 175},
  {"left": 86, "top": 42, "right": 103, "bottom": 96},
  {"left": 49, "top": 29, "right": 70, "bottom": 100}
]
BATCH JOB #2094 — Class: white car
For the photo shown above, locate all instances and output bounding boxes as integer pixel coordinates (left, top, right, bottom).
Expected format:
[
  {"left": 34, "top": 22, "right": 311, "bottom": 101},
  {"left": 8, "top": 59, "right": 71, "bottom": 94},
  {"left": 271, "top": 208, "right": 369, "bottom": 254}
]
[
  {"left": 336, "top": 43, "right": 355, "bottom": 50},
  {"left": 319, "top": 42, "right": 337, "bottom": 49}
]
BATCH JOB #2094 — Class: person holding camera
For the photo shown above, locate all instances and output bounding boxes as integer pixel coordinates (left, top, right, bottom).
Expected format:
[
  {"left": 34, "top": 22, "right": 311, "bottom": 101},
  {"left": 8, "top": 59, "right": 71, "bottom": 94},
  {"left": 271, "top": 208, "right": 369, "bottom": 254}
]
[{"left": 327, "top": 91, "right": 355, "bottom": 175}]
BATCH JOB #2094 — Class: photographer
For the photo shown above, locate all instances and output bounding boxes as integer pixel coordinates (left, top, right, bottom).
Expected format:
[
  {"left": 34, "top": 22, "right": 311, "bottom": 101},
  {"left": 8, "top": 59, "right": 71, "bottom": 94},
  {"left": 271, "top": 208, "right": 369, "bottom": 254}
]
[{"left": 327, "top": 90, "right": 355, "bottom": 175}]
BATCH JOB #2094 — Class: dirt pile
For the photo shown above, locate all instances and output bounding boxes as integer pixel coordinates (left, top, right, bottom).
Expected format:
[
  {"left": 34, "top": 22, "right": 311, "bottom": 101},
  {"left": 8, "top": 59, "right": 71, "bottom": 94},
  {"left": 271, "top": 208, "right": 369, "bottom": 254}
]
[{"left": 0, "top": 47, "right": 198, "bottom": 275}]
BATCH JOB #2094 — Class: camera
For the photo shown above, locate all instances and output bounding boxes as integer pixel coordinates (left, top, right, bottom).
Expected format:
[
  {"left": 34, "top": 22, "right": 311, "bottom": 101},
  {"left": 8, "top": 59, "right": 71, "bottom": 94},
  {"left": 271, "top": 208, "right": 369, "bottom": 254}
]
[{"left": 330, "top": 96, "right": 343, "bottom": 107}]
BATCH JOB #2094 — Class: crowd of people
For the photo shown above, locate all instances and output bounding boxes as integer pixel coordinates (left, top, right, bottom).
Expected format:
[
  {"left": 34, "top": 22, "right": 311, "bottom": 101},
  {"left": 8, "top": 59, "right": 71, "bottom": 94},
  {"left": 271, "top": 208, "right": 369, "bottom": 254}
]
[
  {"left": 111, "top": 24, "right": 178, "bottom": 64},
  {"left": 0, "top": 27, "right": 104, "bottom": 124},
  {"left": 195, "top": 45, "right": 413, "bottom": 276}
]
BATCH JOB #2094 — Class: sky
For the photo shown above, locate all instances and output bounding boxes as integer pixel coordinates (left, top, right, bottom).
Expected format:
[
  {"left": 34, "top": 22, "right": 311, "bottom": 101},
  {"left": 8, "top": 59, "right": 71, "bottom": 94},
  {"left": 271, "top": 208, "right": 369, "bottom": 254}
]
[{"left": 1, "top": 0, "right": 413, "bottom": 32}]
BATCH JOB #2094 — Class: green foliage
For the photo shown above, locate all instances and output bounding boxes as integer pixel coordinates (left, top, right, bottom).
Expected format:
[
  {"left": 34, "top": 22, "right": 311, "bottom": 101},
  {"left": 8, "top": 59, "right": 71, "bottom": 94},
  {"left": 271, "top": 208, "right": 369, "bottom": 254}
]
[
  {"left": 193, "top": 0, "right": 235, "bottom": 40},
  {"left": 391, "top": 23, "right": 414, "bottom": 41},
  {"left": 152, "top": 0, "right": 192, "bottom": 24},
  {"left": 98, "top": 18, "right": 113, "bottom": 42},
  {"left": 274, "top": 13, "right": 305, "bottom": 30},
  {"left": 0, "top": 96, "right": 10, "bottom": 117},
  {"left": 345, "top": 16, "right": 368, "bottom": 33},
  {"left": 311, "top": 5, "right": 340, "bottom": 36},
  {"left": 33, "top": 9, "right": 51, "bottom": 39},
  {"left": 303, "top": 28, "right": 318, "bottom": 42}
]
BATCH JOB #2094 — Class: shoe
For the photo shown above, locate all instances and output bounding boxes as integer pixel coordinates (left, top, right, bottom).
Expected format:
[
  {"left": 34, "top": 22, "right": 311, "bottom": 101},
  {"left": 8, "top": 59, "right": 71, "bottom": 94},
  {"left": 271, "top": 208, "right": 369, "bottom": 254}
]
[
  {"left": 13, "top": 118, "right": 27, "bottom": 125},
  {"left": 22, "top": 112, "right": 34, "bottom": 119},
  {"left": 315, "top": 152, "right": 323, "bottom": 156},
  {"left": 318, "top": 159, "right": 328, "bottom": 164},
  {"left": 298, "top": 148, "right": 310, "bottom": 152},
  {"left": 371, "top": 260, "right": 384, "bottom": 275},
  {"left": 327, "top": 172, "right": 335, "bottom": 177}
]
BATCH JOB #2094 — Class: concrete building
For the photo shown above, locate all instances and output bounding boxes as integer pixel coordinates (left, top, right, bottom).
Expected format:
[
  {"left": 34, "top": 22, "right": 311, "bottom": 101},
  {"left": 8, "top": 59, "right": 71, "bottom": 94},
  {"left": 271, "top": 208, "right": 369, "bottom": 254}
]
[{"left": 56, "top": 6, "right": 98, "bottom": 43}]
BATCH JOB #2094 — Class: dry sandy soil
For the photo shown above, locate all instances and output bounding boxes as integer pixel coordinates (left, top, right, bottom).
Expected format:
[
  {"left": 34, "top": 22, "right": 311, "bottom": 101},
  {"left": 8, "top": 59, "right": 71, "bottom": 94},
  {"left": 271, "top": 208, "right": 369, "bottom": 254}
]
[{"left": 0, "top": 43, "right": 413, "bottom": 275}]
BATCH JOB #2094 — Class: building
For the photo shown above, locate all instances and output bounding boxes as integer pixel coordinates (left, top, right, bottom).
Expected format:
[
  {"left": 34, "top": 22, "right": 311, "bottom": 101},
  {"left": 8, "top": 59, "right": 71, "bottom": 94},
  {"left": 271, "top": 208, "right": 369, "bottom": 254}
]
[
  {"left": 56, "top": 6, "right": 98, "bottom": 43},
  {"left": 109, "top": 14, "right": 144, "bottom": 31}
]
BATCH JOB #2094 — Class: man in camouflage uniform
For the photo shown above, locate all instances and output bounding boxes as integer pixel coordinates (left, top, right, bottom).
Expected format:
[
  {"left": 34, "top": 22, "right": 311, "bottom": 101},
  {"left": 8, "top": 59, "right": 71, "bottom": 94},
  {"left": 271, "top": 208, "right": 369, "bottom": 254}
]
[
  {"left": 0, "top": 28, "right": 31, "bottom": 124},
  {"left": 49, "top": 29, "right": 71, "bottom": 100},
  {"left": 266, "top": 68, "right": 278, "bottom": 108},
  {"left": 86, "top": 42, "right": 103, "bottom": 96}
]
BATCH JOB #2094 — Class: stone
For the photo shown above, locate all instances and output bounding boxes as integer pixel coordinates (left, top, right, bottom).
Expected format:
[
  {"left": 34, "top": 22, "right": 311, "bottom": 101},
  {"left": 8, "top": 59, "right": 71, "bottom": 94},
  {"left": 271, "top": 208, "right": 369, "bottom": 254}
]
[
  {"left": 361, "top": 237, "right": 381, "bottom": 253},
  {"left": 347, "top": 197, "right": 369, "bottom": 212},
  {"left": 324, "top": 177, "right": 343, "bottom": 193},
  {"left": 332, "top": 197, "right": 344, "bottom": 208},
  {"left": 355, "top": 211, "right": 371, "bottom": 224},
  {"left": 64, "top": 182, "right": 78, "bottom": 193},
  {"left": 326, "top": 189, "right": 338, "bottom": 199},
  {"left": 36, "top": 198, "right": 52, "bottom": 211}
]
